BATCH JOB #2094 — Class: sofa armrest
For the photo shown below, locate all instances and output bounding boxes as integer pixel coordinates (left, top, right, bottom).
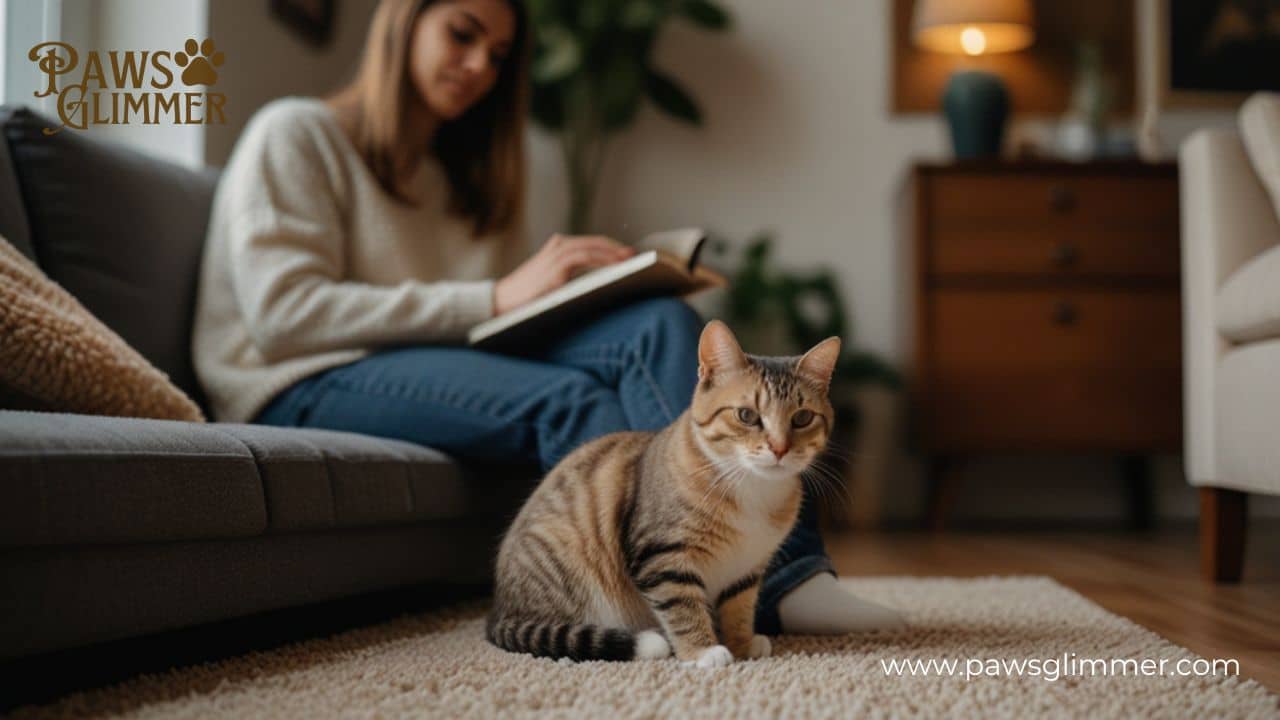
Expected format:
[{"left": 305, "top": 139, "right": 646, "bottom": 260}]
[{"left": 1179, "top": 129, "right": 1280, "bottom": 486}]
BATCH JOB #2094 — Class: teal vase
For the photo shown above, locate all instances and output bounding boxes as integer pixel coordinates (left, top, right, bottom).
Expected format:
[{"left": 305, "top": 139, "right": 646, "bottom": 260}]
[{"left": 942, "top": 70, "right": 1008, "bottom": 158}]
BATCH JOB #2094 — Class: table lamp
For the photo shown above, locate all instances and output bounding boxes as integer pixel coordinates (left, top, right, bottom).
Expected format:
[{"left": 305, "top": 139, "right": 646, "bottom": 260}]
[{"left": 912, "top": 0, "right": 1035, "bottom": 158}]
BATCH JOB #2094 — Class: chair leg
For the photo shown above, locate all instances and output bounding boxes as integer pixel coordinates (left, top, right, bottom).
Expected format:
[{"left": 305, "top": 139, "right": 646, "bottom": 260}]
[{"left": 1200, "top": 487, "right": 1247, "bottom": 583}]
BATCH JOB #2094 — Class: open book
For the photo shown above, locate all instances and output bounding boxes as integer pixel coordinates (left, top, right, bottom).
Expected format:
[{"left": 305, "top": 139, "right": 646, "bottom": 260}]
[{"left": 468, "top": 228, "right": 726, "bottom": 350}]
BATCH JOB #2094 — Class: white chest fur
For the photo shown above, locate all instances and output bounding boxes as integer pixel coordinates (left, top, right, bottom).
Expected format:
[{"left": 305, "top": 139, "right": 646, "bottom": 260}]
[{"left": 702, "top": 481, "right": 796, "bottom": 599}]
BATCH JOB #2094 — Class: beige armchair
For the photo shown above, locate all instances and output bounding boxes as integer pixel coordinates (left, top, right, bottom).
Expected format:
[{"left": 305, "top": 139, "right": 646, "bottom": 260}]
[{"left": 1179, "top": 93, "right": 1280, "bottom": 583}]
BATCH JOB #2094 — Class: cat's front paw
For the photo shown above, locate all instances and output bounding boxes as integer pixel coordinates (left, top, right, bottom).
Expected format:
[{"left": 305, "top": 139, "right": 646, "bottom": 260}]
[
  {"left": 747, "top": 634, "right": 771, "bottom": 659},
  {"left": 680, "top": 645, "right": 733, "bottom": 669}
]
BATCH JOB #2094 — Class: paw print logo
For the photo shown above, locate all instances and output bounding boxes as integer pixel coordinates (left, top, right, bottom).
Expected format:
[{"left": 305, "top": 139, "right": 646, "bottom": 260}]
[{"left": 174, "top": 38, "right": 225, "bottom": 86}]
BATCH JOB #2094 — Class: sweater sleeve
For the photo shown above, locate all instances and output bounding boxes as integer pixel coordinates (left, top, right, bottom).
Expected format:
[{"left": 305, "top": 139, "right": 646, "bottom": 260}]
[{"left": 223, "top": 109, "right": 495, "bottom": 362}]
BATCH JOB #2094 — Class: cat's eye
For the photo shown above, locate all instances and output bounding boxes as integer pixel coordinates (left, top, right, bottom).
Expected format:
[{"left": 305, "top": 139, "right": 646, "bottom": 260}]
[
  {"left": 736, "top": 407, "right": 760, "bottom": 426},
  {"left": 791, "top": 409, "right": 815, "bottom": 428}
]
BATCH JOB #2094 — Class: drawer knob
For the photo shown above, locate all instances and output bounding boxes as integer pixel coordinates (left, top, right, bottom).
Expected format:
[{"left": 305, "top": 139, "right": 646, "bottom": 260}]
[
  {"left": 1049, "top": 184, "right": 1076, "bottom": 213},
  {"left": 1052, "top": 300, "right": 1078, "bottom": 326},
  {"left": 1051, "top": 242, "right": 1079, "bottom": 267}
]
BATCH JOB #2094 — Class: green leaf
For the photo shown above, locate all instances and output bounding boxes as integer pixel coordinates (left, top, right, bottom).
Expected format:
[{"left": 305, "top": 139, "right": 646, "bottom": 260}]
[
  {"left": 530, "top": 83, "right": 566, "bottom": 130},
  {"left": 532, "top": 25, "right": 582, "bottom": 84},
  {"left": 598, "top": 52, "right": 645, "bottom": 130},
  {"left": 836, "top": 352, "right": 903, "bottom": 390},
  {"left": 621, "top": 0, "right": 661, "bottom": 29},
  {"left": 645, "top": 69, "right": 702, "bottom": 125},
  {"left": 577, "top": 1, "right": 612, "bottom": 34},
  {"left": 782, "top": 273, "right": 847, "bottom": 350},
  {"left": 679, "top": 0, "right": 730, "bottom": 30},
  {"left": 528, "top": 0, "right": 572, "bottom": 26}
]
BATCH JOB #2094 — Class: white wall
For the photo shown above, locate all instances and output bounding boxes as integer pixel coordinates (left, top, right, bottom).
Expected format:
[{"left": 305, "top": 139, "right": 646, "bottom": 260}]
[
  {"left": 204, "top": 0, "right": 379, "bottom": 167},
  {"left": 3, "top": 0, "right": 64, "bottom": 118},
  {"left": 531, "top": 1, "right": 945, "bottom": 369},
  {"left": 2, "top": 0, "right": 373, "bottom": 169},
  {"left": 0, "top": 0, "right": 7, "bottom": 105},
  {"left": 0, "top": 0, "right": 207, "bottom": 167},
  {"left": 63, "top": 0, "right": 207, "bottom": 167}
]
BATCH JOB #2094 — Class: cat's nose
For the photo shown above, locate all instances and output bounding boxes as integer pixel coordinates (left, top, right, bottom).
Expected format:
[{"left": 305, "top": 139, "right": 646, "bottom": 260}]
[{"left": 769, "top": 443, "right": 789, "bottom": 460}]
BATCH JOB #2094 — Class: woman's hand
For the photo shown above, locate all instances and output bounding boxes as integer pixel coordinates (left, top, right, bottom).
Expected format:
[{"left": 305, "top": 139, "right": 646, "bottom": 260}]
[{"left": 493, "top": 233, "right": 635, "bottom": 315}]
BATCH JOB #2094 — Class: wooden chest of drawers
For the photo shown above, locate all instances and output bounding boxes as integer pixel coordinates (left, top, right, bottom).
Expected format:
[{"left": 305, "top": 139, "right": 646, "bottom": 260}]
[{"left": 912, "top": 162, "right": 1182, "bottom": 525}]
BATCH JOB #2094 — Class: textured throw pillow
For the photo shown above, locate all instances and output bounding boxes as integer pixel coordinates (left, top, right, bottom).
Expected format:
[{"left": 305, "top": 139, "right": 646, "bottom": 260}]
[
  {"left": 1240, "top": 92, "right": 1280, "bottom": 221},
  {"left": 0, "top": 235, "right": 204, "bottom": 421}
]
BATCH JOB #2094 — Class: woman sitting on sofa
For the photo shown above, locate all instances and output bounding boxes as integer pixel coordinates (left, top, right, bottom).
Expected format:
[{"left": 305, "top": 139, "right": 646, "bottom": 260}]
[{"left": 191, "top": 0, "right": 902, "bottom": 637}]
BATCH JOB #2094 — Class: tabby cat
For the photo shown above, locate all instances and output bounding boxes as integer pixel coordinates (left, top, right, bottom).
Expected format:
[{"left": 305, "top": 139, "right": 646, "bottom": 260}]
[{"left": 486, "top": 320, "right": 839, "bottom": 667}]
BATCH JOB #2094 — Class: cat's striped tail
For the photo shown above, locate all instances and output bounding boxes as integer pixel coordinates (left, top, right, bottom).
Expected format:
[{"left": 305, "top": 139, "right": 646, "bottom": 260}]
[{"left": 486, "top": 616, "right": 668, "bottom": 661}]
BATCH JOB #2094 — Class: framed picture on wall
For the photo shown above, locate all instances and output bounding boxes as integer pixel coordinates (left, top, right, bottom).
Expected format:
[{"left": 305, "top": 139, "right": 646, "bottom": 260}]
[
  {"left": 271, "top": 0, "right": 335, "bottom": 48},
  {"left": 1159, "top": 0, "right": 1280, "bottom": 107}
]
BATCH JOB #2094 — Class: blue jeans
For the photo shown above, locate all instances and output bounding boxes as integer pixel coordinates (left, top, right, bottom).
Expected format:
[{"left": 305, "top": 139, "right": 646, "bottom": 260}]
[{"left": 256, "top": 297, "right": 833, "bottom": 634}]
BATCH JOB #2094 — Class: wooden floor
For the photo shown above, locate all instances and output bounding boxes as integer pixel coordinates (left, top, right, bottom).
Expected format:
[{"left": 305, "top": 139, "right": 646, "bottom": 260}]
[{"left": 826, "top": 526, "right": 1280, "bottom": 692}]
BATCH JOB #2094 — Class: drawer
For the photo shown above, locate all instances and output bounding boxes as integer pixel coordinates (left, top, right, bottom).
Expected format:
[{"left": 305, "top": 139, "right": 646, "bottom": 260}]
[
  {"left": 926, "top": 173, "right": 1178, "bottom": 229},
  {"left": 922, "top": 370, "right": 1182, "bottom": 451},
  {"left": 919, "top": 289, "right": 1182, "bottom": 451},
  {"left": 928, "top": 226, "right": 1180, "bottom": 278},
  {"left": 925, "top": 174, "right": 1179, "bottom": 278}
]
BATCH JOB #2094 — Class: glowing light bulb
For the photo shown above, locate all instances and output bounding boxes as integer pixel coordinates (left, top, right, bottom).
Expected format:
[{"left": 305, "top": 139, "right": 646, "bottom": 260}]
[{"left": 960, "top": 26, "right": 987, "bottom": 56}]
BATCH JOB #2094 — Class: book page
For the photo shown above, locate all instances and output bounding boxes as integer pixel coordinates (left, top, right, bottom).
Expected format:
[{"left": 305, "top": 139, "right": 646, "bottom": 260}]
[
  {"left": 467, "top": 227, "right": 723, "bottom": 351},
  {"left": 469, "top": 254, "right": 721, "bottom": 350},
  {"left": 634, "top": 228, "right": 706, "bottom": 269}
]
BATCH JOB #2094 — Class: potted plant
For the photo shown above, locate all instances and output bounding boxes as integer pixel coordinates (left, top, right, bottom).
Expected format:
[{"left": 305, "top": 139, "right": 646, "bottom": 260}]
[
  {"left": 526, "top": 0, "right": 732, "bottom": 232},
  {"left": 713, "top": 231, "right": 900, "bottom": 391}
]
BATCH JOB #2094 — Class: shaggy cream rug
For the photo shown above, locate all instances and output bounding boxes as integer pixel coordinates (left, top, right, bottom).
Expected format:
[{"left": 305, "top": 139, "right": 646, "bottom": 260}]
[{"left": 11, "top": 577, "right": 1277, "bottom": 719}]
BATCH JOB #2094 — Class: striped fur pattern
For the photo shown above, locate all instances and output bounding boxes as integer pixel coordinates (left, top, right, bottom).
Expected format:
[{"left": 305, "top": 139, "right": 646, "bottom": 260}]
[{"left": 487, "top": 321, "right": 841, "bottom": 665}]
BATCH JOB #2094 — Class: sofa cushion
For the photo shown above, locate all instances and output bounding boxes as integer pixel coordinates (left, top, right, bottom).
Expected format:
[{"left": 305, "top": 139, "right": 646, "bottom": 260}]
[
  {"left": 0, "top": 112, "right": 33, "bottom": 262},
  {"left": 1240, "top": 92, "right": 1280, "bottom": 222},
  {"left": 0, "top": 106, "right": 218, "bottom": 409},
  {"left": 0, "top": 235, "right": 204, "bottom": 421},
  {"left": 0, "top": 411, "right": 509, "bottom": 546},
  {"left": 209, "top": 424, "right": 474, "bottom": 533},
  {"left": 1217, "top": 243, "right": 1280, "bottom": 343},
  {"left": 0, "top": 411, "right": 263, "bottom": 546}
]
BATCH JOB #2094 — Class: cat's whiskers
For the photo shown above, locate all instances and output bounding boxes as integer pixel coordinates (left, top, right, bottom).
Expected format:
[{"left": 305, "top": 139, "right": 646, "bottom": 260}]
[
  {"left": 801, "top": 459, "right": 854, "bottom": 510},
  {"left": 818, "top": 442, "right": 860, "bottom": 461},
  {"left": 806, "top": 455, "right": 847, "bottom": 487},
  {"left": 689, "top": 456, "right": 737, "bottom": 479},
  {"left": 799, "top": 467, "right": 827, "bottom": 506},
  {"left": 821, "top": 438, "right": 891, "bottom": 463},
  {"left": 713, "top": 465, "right": 748, "bottom": 513},
  {"left": 809, "top": 454, "right": 854, "bottom": 484},
  {"left": 687, "top": 456, "right": 739, "bottom": 505},
  {"left": 800, "top": 473, "right": 838, "bottom": 514},
  {"left": 688, "top": 460, "right": 745, "bottom": 519}
]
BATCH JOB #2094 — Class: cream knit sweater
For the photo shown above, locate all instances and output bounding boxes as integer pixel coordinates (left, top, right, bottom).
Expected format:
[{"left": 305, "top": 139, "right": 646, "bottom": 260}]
[{"left": 192, "top": 97, "right": 524, "bottom": 423}]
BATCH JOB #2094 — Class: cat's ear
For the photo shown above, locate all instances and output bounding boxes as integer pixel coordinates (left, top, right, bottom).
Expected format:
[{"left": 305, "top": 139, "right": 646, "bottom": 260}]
[
  {"left": 698, "top": 320, "right": 747, "bottom": 382},
  {"left": 797, "top": 336, "right": 841, "bottom": 392}
]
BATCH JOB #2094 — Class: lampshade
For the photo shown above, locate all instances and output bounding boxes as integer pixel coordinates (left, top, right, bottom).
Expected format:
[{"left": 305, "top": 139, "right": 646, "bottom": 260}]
[{"left": 912, "top": 0, "right": 1035, "bottom": 56}]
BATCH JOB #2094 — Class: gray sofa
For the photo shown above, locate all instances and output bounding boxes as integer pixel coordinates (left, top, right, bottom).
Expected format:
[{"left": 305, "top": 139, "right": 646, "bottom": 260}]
[{"left": 0, "top": 105, "right": 533, "bottom": 660}]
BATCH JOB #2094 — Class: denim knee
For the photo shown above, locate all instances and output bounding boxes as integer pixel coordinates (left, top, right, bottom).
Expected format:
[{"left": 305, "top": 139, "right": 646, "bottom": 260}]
[
  {"left": 621, "top": 298, "right": 703, "bottom": 359},
  {"left": 537, "top": 373, "right": 629, "bottom": 471},
  {"left": 643, "top": 297, "right": 704, "bottom": 340}
]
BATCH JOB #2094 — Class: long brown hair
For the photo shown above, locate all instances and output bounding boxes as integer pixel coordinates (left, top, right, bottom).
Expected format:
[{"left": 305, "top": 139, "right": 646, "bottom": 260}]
[{"left": 327, "top": 0, "right": 529, "bottom": 238}]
